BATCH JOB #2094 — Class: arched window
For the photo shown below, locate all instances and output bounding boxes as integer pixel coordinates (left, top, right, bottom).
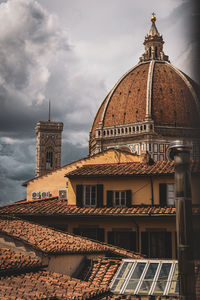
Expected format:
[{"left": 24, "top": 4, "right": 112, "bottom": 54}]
[
  {"left": 149, "top": 47, "right": 152, "bottom": 58},
  {"left": 46, "top": 151, "right": 53, "bottom": 168},
  {"left": 155, "top": 46, "right": 158, "bottom": 59}
]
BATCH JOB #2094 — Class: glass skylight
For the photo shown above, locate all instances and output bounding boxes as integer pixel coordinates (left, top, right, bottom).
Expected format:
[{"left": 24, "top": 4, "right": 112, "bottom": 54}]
[{"left": 110, "top": 259, "right": 179, "bottom": 296}]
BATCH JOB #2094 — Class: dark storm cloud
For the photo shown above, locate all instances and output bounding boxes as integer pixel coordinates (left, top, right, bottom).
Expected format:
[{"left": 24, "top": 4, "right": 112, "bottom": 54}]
[
  {"left": 0, "top": 0, "right": 191, "bottom": 205},
  {"left": 0, "top": 0, "right": 70, "bottom": 131}
]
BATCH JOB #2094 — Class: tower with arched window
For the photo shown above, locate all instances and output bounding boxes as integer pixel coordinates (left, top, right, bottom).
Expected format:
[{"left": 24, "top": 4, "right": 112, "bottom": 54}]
[{"left": 35, "top": 121, "right": 63, "bottom": 177}]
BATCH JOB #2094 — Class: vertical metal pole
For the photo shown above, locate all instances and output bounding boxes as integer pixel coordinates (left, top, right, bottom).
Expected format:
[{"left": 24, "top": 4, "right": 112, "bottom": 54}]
[
  {"left": 48, "top": 99, "right": 51, "bottom": 122},
  {"left": 167, "top": 141, "right": 196, "bottom": 299}
]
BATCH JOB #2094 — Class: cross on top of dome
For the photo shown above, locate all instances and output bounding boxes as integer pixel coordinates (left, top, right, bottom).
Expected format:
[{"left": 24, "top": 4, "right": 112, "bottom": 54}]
[{"left": 140, "top": 14, "right": 169, "bottom": 62}]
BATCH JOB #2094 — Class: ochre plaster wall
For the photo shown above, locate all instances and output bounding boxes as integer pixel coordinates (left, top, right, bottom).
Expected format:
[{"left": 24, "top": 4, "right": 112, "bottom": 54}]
[
  {"left": 26, "top": 149, "right": 140, "bottom": 201},
  {"left": 47, "top": 254, "right": 83, "bottom": 276},
  {"left": 69, "top": 175, "right": 175, "bottom": 206},
  {"left": 47, "top": 253, "right": 104, "bottom": 276}
]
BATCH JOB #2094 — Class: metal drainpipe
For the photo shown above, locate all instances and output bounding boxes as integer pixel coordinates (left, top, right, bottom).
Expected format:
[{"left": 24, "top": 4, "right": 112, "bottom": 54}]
[
  {"left": 150, "top": 177, "right": 154, "bottom": 205},
  {"left": 167, "top": 141, "right": 196, "bottom": 300}
]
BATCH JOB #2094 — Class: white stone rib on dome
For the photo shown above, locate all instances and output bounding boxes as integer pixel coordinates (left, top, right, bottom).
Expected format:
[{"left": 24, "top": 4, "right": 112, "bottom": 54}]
[
  {"left": 99, "top": 61, "right": 149, "bottom": 125},
  {"left": 165, "top": 62, "right": 200, "bottom": 118}
]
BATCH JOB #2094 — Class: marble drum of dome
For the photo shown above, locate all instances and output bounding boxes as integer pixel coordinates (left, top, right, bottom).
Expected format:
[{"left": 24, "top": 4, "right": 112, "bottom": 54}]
[{"left": 89, "top": 14, "right": 200, "bottom": 161}]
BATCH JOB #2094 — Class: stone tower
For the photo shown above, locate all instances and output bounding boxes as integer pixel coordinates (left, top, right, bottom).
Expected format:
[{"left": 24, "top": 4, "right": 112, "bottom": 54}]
[{"left": 35, "top": 121, "right": 63, "bottom": 177}]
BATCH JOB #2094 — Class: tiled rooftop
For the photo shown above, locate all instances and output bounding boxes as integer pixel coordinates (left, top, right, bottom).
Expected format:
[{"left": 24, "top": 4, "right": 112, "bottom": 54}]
[
  {"left": 0, "top": 247, "right": 42, "bottom": 276},
  {"left": 83, "top": 257, "right": 122, "bottom": 288},
  {"left": 0, "top": 217, "right": 141, "bottom": 258},
  {"left": 0, "top": 197, "right": 181, "bottom": 216},
  {"left": 0, "top": 270, "right": 110, "bottom": 299},
  {"left": 66, "top": 161, "right": 200, "bottom": 177},
  {"left": 1, "top": 197, "right": 200, "bottom": 217}
]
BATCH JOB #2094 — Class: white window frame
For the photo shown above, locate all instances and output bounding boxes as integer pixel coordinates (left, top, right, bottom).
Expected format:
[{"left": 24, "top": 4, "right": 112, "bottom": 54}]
[
  {"left": 83, "top": 185, "right": 97, "bottom": 207},
  {"left": 167, "top": 183, "right": 174, "bottom": 206},
  {"left": 110, "top": 259, "right": 178, "bottom": 296},
  {"left": 113, "top": 190, "right": 127, "bottom": 207}
]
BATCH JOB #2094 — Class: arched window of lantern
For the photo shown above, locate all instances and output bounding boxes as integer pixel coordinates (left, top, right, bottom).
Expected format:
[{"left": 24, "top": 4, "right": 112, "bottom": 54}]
[
  {"left": 149, "top": 47, "right": 152, "bottom": 58},
  {"left": 155, "top": 46, "right": 158, "bottom": 59}
]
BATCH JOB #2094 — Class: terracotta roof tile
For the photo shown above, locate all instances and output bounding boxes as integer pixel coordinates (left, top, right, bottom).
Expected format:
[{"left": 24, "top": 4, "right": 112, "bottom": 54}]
[
  {"left": 0, "top": 247, "right": 43, "bottom": 276},
  {"left": 0, "top": 217, "right": 141, "bottom": 259},
  {"left": 0, "top": 270, "right": 110, "bottom": 299},
  {"left": 78, "top": 257, "right": 122, "bottom": 288},
  {"left": 66, "top": 161, "right": 200, "bottom": 177},
  {"left": 1, "top": 197, "right": 200, "bottom": 217}
]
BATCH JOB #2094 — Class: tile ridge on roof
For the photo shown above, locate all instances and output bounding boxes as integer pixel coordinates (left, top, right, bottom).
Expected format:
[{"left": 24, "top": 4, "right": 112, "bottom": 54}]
[{"left": 83, "top": 162, "right": 141, "bottom": 167}]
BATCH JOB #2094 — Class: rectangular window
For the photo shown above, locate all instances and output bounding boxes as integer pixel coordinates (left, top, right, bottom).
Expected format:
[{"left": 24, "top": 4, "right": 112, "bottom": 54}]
[
  {"left": 73, "top": 227, "right": 104, "bottom": 242},
  {"left": 167, "top": 184, "right": 174, "bottom": 205},
  {"left": 76, "top": 184, "right": 103, "bottom": 207},
  {"left": 84, "top": 185, "right": 97, "bottom": 207},
  {"left": 114, "top": 191, "right": 126, "bottom": 207},
  {"left": 159, "top": 183, "right": 174, "bottom": 206},
  {"left": 141, "top": 230, "right": 172, "bottom": 258},
  {"left": 107, "top": 230, "right": 136, "bottom": 251}
]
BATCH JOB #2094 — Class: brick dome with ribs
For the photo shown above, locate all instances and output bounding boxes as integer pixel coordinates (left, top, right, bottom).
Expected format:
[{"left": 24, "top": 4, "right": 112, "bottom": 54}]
[
  {"left": 91, "top": 62, "right": 200, "bottom": 136},
  {"left": 89, "top": 14, "right": 200, "bottom": 159}
]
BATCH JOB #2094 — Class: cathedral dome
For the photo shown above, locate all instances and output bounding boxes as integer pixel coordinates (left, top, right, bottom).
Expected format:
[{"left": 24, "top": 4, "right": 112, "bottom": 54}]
[
  {"left": 89, "top": 14, "right": 200, "bottom": 160},
  {"left": 91, "top": 61, "right": 200, "bottom": 135}
]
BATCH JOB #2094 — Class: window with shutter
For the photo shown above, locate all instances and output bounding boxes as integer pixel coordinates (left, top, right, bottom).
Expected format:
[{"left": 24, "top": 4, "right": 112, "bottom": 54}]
[
  {"left": 110, "top": 190, "right": 132, "bottom": 207},
  {"left": 141, "top": 230, "right": 172, "bottom": 258},
  {"left": 96, "top": 184, "right": 103, "bottom": 207},
  {"left": 84, "top": 185, "right": 96, "bottom": 206},
  {"left": 159, "top": 183, "right": 175, "bottom": 206},
  {"left": 107, "top": 191, "right": 113, "bottom": 207},
  {"left": 76, "top": 185, "right": 83, "bottom": 207},
  {"left": 76, "top": 184, "right": 104, "bottom": 207},
  {"left": 73, "top": 227, "right": 104, "bottom": 242},
  {"left": 159, "top": 183, "right": 167, "bottom": 206},
  {"left": 107, "top": 230, "right": 136, "bottom": 251}
]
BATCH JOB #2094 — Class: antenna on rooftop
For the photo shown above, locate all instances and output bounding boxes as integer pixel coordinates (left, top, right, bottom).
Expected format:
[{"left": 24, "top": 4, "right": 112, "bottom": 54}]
[{"left": 48, "top": 99, "right": 51, "bottom": 122}]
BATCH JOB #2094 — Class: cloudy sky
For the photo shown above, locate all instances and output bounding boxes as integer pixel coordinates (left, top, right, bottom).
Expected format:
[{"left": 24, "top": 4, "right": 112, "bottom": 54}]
[{"left": 0, "top": 0, "right": 197, "bottom": 205}]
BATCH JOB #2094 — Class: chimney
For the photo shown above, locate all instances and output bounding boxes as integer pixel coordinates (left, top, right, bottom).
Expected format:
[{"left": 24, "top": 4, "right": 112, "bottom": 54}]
[{"left": 139, "top": 150, "right": 150, "bottom": 164}]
